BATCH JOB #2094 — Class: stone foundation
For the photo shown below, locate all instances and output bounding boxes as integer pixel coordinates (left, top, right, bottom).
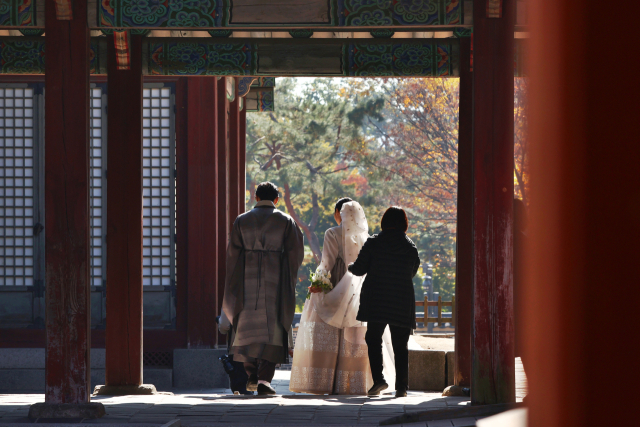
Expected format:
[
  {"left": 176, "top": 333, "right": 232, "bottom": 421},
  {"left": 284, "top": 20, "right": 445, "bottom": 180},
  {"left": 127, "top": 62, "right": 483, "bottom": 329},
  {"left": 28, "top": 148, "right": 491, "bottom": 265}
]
[
  {"left": 93, "top": 384, "right": 158, "bottom": 396},
  {"left": 28, "top": 402, "right": 105, "bottom": 419}
]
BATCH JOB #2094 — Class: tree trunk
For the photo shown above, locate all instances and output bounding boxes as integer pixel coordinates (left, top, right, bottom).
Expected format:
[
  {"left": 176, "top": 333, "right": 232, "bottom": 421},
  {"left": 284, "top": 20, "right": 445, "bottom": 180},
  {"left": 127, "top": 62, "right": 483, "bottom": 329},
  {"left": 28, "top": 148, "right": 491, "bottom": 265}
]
[
  {"left": 283, "top": 183, "right": 322, "bottom": 263},
  {"left": 248, "top": 180, "right": 256, "bottom": 206}
]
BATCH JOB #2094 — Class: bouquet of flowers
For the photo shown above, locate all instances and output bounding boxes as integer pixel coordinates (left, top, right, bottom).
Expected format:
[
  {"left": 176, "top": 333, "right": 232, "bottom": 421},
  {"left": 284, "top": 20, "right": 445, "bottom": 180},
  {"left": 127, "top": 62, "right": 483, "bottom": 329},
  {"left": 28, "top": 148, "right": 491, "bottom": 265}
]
[{"left": 306, "top": 269, "right": 332, "bottom": 299}]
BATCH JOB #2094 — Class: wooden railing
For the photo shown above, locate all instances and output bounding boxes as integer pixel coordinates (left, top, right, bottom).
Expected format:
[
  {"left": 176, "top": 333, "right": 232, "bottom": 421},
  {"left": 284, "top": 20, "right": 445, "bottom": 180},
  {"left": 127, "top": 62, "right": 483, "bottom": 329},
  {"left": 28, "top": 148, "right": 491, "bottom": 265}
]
[{"left": 415, "top": 296, "right": 455, "bottom": 326}]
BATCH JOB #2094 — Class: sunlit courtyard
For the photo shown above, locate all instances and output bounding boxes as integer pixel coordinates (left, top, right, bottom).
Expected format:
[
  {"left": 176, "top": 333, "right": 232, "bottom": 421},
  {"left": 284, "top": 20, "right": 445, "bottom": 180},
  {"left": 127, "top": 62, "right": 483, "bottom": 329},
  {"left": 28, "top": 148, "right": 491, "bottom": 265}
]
[{"left": 0, "top": 359, "right": 526, "bottom": 426}]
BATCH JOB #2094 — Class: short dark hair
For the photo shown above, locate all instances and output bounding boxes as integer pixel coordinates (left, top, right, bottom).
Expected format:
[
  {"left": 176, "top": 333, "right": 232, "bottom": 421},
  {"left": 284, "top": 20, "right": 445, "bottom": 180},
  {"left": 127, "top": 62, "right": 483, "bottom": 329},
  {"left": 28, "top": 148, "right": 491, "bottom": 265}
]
[
  {"left": 255, "top": 181, "right": 279, "bottom": 202},
  {"left": 381, "top": 206, "right": 408, "bottom": 232},
  {"left": 334, "top": 197, "right": 353, "bottom": 214}
]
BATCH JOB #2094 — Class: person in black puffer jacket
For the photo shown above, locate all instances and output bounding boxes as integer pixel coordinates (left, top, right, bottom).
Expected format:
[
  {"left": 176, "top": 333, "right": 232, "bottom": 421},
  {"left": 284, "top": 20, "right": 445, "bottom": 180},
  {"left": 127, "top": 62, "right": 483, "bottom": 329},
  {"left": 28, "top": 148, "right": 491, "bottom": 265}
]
[{"left": 348, "top": 206, "right": 420, "bottom": 397}]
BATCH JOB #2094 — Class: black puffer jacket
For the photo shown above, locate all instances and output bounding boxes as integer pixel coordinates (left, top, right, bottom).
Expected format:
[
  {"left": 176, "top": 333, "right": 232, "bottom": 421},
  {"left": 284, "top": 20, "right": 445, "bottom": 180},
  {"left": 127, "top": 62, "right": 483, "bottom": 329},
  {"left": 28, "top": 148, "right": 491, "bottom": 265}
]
[{"left": 349, "top": 230, "right": 421, "bottom": 329}]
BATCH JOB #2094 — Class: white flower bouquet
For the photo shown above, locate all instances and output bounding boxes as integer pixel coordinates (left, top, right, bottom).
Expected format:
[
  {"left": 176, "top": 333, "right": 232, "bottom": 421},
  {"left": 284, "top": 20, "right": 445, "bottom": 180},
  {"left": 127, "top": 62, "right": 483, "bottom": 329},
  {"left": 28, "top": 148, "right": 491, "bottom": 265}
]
[{"left": 306, "top": 269, "right": 332, "bottom": 299}]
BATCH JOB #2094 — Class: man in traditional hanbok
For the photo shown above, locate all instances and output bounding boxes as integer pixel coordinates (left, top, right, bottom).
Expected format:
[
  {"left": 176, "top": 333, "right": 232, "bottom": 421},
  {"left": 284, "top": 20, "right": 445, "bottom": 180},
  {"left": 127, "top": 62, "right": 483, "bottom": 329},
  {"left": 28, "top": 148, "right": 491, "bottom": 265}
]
[{"left": 222, "top": 182, "right": 305, "bottom": 395}]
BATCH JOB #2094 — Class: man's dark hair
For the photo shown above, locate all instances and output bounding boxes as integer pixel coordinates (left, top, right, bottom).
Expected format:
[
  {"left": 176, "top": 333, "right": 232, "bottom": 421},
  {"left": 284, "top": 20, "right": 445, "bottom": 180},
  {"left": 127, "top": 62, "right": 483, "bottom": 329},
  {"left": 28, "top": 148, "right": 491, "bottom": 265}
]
[
  {"left": 255, "top": 181, "right": 279, "bottom": 202},
  {"left": 380, "top": 206, "right": 408, "bottom": 232},
  {"left": 334, "top": 197, "right": 353, "bottom": 214}
]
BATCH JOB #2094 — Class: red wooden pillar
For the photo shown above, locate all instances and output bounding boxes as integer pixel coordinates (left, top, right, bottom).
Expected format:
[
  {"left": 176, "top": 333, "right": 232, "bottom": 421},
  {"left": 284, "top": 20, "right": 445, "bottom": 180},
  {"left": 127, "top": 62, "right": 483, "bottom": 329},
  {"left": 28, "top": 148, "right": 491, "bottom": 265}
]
[
  {"left": 239, "top": 104, "right": 247, "bottom": 215},
  {"left": 526, "top": 1, "right": 640, "bottom": 427},
  {"left": 216, "top": 78, "right": 231, "bottom": 322},
  {"left": 471, "top": 0, "right": 516, "bottom": 405},
  {"left": 228, "top": 79, "right": 241, "bottom": 227},
  {"left": 185, "top": 78, "right": 218, "bottom": 348},
  {"left": 43, "top": 0, "right": 90, "bottom": 403},
  {"left": 454, "top": 35, "right": 473, "bottom": 389},
  {"left": 174, "top": 79, "right": 189, "bottom": 347},
  {"left": 30, "top": 0, "right": 105, "bottom": 418},
  {"left": 103, "top": 34, "right": 147, "bottom": 392}
]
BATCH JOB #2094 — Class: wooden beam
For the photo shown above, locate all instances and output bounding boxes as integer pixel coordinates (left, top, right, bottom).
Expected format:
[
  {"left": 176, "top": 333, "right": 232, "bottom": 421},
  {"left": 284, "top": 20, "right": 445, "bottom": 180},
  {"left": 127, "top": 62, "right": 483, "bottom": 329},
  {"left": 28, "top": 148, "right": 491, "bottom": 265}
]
[
  {"left": 145, "top": 38, "right": 460, "bottom": 77},
  {"left": 95, "top": 0, "right": 468, "bottom": 30},
  {"left": 0, "top": 37, "right": 490, "bottom": 78},
  {"left": 0, "top": 36, "right": 531, "bottom": 78},
  {"left": 42, "top": 0, "right": 91, "bottom": 404},
  {"left": 185, "top": 78, "right": 218, "bottom": 348},
  {"left": 454, "top": 35, "right": 473, "bottom": 389},
  {"left": 105, "top": 34, "right": 144, "bottom": 387},
  {"left": 471, "top": 0, "right": 515, "bottom": 405},
  {"left": 231, "top": 0, "right": 329, "bottom": 24}
]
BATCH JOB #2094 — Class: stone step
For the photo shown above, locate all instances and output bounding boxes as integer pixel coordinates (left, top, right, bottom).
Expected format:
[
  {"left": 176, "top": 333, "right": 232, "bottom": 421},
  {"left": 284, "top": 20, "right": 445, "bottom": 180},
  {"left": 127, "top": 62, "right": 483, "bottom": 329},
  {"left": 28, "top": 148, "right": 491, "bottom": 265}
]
[{"left": 0, "top": 368, "right": 173, "bottom": 393}]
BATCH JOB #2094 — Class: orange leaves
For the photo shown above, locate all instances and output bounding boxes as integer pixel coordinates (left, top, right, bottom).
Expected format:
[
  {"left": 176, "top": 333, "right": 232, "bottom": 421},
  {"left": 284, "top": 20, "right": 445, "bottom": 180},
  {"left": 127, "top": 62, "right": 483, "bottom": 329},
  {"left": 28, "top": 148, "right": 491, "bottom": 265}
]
[
  {"left": 341, "top": 169, "right": 369, "bottom": 197},
  {"left": 514, "top": 78, "right": 529, "bottom": 205}
]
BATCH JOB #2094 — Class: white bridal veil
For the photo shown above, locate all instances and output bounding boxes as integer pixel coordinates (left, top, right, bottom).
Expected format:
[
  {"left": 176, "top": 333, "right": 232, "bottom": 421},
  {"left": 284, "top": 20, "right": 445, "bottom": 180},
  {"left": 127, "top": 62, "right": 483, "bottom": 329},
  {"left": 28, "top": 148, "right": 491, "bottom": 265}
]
[
  {"left": 313, "top": 201, "right": 396, "bottom": 388},
  {"left": 315, "top": 201, "right": 368, "bottom": 328}
]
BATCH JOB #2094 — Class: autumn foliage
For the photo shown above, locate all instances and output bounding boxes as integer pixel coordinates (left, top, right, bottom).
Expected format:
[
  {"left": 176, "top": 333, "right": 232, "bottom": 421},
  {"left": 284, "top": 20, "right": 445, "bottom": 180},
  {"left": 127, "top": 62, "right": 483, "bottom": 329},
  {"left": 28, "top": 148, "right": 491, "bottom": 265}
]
[{"left": 246, "top": 77, "right": 529, "bottom": 310}]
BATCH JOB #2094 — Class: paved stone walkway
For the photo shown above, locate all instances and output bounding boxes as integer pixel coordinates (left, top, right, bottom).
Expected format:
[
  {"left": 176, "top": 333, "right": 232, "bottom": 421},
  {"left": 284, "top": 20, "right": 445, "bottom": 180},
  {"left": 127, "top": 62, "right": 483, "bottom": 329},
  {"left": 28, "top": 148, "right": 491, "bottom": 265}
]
[{"left": 0, "top": 361, "right": 526, "bottom": 427}]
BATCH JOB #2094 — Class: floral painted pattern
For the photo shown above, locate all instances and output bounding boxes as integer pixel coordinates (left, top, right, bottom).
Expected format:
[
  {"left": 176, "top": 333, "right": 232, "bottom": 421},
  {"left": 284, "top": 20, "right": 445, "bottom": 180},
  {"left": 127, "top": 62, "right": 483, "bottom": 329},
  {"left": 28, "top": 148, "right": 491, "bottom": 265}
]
[
  {"left": 251, "top": 77, "right": 275, "bottom": 88},
  {"left": 148, "top": 41, "right": 256, "bottom": 75},
  {"left": 0, "top": 40, "right": 461, "bottom": 77},
  {"left": 101, "top": 0, "right": 222, "bottom": 28},
  {"left": 345, "top": 41, "right": 456, "bottom": 76},
  {"left": 0, "top": 39, "right": 106, "bottom": 75},
  {"left": 332, "top": 0, "right": 463, "bottom": 26},
  {"left": 0, "top": 0, "right": 35, "bottom": 27},
  {"left": 98, "top": 0, "right": 464, "bottom": 28},
  {"left": 0, "top": 40, "right": 44, "bottom": 74}
]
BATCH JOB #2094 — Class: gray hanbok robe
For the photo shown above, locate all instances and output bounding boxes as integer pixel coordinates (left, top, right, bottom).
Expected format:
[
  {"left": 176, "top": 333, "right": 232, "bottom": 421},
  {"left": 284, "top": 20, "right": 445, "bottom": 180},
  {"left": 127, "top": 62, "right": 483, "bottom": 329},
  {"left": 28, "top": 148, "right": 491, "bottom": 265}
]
[{"left": 222, "top": 201, "right": 305, "bottom": 364}]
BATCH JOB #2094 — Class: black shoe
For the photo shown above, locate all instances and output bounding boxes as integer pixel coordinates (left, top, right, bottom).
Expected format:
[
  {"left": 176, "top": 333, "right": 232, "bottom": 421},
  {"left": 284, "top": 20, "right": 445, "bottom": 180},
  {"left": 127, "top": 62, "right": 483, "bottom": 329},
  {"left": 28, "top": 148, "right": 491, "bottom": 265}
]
[
  {"left": 246, "top": 375, "right": 258, "bottom": 392},
  {"left": 396, "top": 388, "right": 407, "bottom": 397},
  {"left": 367, "top": 381, "right": 389, "bottom": 396},
  {"left": 257, "top": 383, "right": 276, "bottom": 396}
]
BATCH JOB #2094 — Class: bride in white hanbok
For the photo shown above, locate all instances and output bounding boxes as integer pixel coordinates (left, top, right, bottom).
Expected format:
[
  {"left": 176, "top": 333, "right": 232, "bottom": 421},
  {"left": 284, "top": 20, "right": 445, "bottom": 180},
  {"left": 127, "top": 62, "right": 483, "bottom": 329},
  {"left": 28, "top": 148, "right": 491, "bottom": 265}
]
[{"left": 290, "top": 199, "right": 395, "bottom": 395}]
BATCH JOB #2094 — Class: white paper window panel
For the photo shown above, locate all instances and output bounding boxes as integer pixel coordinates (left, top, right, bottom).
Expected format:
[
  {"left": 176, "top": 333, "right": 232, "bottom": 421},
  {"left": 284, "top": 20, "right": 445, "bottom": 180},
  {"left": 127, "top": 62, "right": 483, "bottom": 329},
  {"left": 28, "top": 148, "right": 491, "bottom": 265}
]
[
  {"left": 88, "top": 85, "right": 175, "bottom": 287},
  {"left": 142, "top": 87, "right": 175, "bottom": 286},
  {"left": 0, "top": 87, "right": 36, "bottom": 286},
  {"left": 90, "top": 87, "right": 106, "bottom": 287}
]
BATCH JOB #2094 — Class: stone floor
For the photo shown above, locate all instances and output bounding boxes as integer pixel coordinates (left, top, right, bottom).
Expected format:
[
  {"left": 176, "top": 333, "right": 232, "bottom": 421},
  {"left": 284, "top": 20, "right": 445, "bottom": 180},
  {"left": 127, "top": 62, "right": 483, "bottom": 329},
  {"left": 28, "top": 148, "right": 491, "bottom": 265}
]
[{"left": 0, "top": 360, "right": 527, "bottom": 427}]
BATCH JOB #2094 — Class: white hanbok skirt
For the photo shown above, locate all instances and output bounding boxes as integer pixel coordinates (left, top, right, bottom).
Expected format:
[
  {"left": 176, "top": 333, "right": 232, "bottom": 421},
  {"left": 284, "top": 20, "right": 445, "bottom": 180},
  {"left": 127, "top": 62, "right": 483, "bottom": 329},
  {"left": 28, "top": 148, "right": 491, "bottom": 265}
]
[{"left": 289, "top": 294, "right": 395, "bottom": 395}]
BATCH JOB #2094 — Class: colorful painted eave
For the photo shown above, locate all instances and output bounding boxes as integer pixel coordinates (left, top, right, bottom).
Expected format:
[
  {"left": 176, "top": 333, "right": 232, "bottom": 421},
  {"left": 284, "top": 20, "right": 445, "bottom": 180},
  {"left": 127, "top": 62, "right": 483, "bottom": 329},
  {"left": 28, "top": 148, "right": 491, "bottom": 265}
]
[
  {"left": 96, "top": 0, "right": 471, "bottom": 30},
  {"left": 0, "top": 0, "right": 37, "bottom": 27},
  {"left": 0, "top": 37, "right": 528, "bottom": 77},
  {"left": 0, "top": 0, "right": 475, "bottom": 30},
  {"left": 144, "top": 38, "right": 461, "bottom": 77}
]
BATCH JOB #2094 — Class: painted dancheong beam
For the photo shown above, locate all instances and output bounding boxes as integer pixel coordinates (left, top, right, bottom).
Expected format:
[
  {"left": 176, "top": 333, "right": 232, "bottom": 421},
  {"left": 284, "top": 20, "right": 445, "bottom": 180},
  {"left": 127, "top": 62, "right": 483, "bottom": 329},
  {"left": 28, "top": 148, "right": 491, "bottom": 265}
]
[
  {"left": 245, "top": 87, "right": 274, "bottom": 112},
  {"left": 145, "top": 38, "right": 460, "bottom": 76},
  {"left": 0, "top": 36, "right": 527, "bottom": 77},
  {"left": 97, "top": 0, "right": 471, "bottom": 30},
  {"left": 0, "top": 0, "right": 36, "bottom": 26},
  {"left": 251, "top": 77, "right": 275, "bottom": 88},
  {"left": 0, "top": 0, "right": 474, "bottom": 29},
  {"left": 243, "top": 76, "right": 275, "bottom": 112}
]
